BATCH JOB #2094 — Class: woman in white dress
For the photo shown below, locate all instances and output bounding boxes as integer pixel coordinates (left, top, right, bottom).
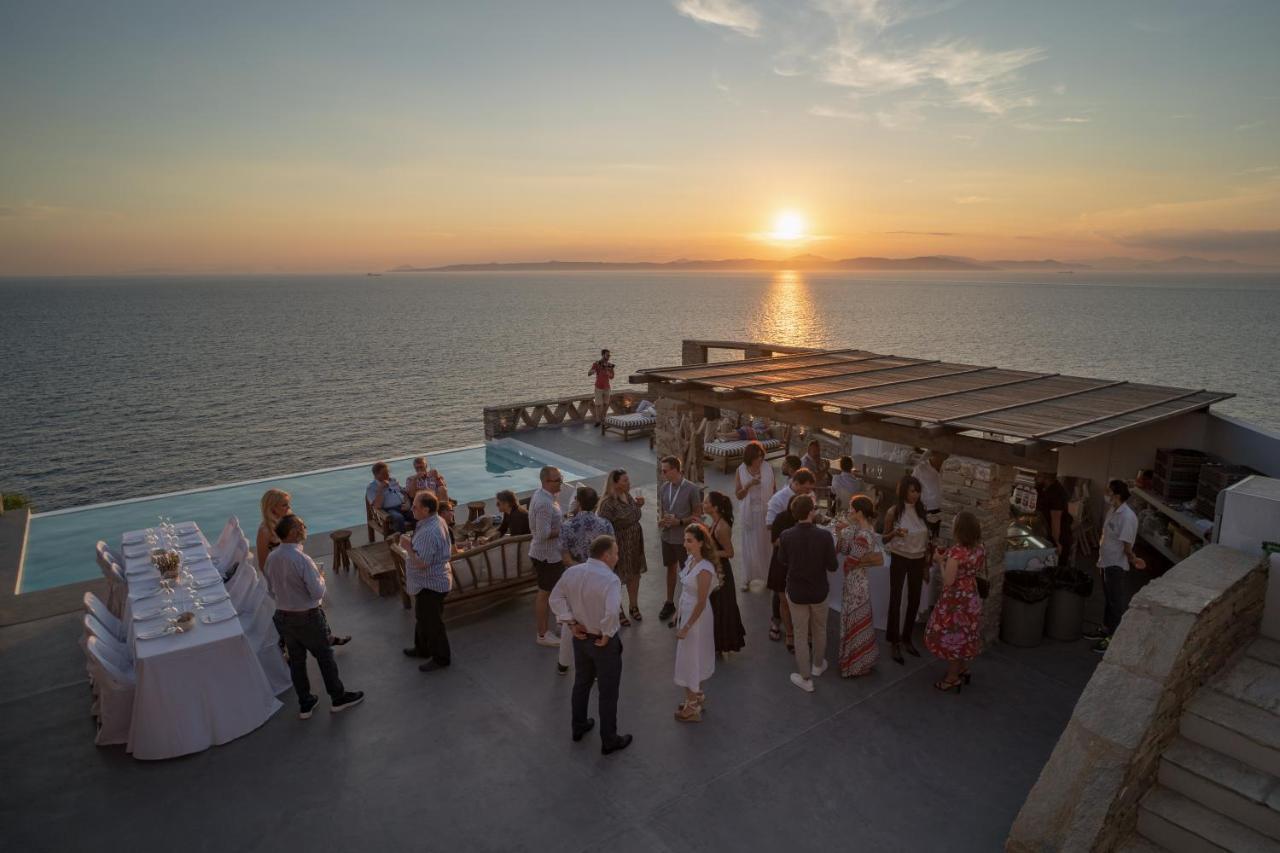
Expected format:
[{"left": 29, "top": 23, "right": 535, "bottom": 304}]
[
  {"left": 674, "top": 523, "right": 718, "bottom": 723},
  {"left": 733, "top": 441, "right": 775, "bottom": 592}
]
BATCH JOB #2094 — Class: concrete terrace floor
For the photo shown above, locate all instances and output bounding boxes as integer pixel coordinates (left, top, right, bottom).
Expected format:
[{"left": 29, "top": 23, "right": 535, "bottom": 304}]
[{"left": 0, "top": 423, "right": 1101, "bottom": 853}]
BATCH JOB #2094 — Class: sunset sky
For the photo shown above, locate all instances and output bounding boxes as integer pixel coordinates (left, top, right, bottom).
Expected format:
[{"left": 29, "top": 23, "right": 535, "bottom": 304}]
[{"left": 2, "top": 0, "right": 1278, "bottom": 274}]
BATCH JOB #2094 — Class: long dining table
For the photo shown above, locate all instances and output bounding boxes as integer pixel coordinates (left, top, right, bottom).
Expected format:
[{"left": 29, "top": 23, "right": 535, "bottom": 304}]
[{"left": 119, "top": 522, "right": 281, "bottom": 760}]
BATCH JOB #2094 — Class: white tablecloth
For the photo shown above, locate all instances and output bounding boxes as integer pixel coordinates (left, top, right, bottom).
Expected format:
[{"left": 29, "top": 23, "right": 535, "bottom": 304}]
[{"left": 120, "top": 524, "right": 281, "bottom": 760}]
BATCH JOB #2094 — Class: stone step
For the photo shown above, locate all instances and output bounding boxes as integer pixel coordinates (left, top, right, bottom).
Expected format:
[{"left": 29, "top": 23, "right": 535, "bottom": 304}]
[
  {"left": 1160, "top": 737, "right": 1280, "bottom": 841},
  {"left": 1137, "top": 787, "right": 1276, "bottom": 853},
  {"left": 1212, "top": 655, "right": 1280, "bottom": 716},
  {"left": 1182, "top": 688, "right": 1280, "bottom": 777},
  {"left": 1247, "top": 636, "right": 1280, "bottom": 668}
]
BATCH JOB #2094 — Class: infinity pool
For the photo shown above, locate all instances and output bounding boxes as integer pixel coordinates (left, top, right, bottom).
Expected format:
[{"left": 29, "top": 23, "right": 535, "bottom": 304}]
[{"left": 18, "top": 439, "right": 601, "bottom": 593}]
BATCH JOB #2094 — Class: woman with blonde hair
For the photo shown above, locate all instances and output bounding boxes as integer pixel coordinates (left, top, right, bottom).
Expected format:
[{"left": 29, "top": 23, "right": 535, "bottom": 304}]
[
  {"left": 673, "top": 523, "right": 718, "bottom": 722},
  {"left": 256, "top": 488, "right": 293, "bottom": 573},
  {"left": 257, "top": 488, "right": 351, "bottom": 646}
]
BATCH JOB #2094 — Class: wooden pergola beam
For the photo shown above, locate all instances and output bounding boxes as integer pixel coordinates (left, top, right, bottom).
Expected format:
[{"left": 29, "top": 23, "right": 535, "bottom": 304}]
[{"left": 650, "top": 382, "right": 1058, "bottom": 470}]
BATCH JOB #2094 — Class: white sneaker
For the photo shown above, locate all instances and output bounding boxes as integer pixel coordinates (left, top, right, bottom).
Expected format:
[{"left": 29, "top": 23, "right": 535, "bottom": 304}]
[
  {"left": 790, "top": 672, "right": 815, "bottom": 693},
  {"left": 536, "top": 632, "right": 561, "bottom": 648},
  {"left": 811, "top": 659, "right": 829, "bottom": 678}
]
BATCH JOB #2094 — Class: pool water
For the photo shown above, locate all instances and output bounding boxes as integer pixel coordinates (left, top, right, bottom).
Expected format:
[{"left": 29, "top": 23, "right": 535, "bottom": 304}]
[{"left": 18, "top": 439, "right": 600, "bottom": 593}]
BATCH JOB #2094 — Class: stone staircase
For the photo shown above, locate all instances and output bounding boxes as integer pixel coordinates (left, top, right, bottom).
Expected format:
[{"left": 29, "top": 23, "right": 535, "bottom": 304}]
[{"left": 1127, "top": 637, "right": 1280, "bottom": 852}]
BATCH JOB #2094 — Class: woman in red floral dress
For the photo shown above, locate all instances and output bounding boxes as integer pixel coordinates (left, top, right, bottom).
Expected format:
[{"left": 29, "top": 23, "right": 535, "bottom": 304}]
[{"left": 924, "top": 511, "right": 985, "bottom": 693}]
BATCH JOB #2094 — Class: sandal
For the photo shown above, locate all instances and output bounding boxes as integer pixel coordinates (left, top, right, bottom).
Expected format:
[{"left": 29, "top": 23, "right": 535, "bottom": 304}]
[
  {"left": 330, "top": 635, "right": 352, "bottom": 646},
  {"left": 674, "top": 698, "right": 703, "bottom": 723},
  {"left": 629, "top": 606, "right": 643, "bottom": 623},
  {"left": 934, "top": 677, "right": 964, "bottom": 693},
  {"left": 619, "top": 610, "right": 631, "bottom": 628},
  {"left": 768, "top": 620, "right": 782, "bottom": 642}
]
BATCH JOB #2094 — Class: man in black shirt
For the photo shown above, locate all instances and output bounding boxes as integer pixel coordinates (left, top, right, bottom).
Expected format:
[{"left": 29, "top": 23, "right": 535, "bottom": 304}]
[
  {"left": 777, "top": 494, "right": 838, "bottom": 693},
  {"left": 1035, "top": 472, "right": 1074, "bottom": 567}
]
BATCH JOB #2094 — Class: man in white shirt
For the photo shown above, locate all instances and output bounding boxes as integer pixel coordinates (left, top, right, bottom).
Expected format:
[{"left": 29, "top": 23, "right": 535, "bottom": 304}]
[
  {"left": 765, "top": 455, "right": 804, "bottom": 526},
  {"left": 264, "top": 514, "right": 364, "bottom": 719},
  {"left": 529, "top": 466, "right": 566, "bottom": 647},
  {"left": 550, "top": 535, "right": 633, "bottom": 756},
  {"left": 1090, "top": 479, "right": 1146, "bottom": 654},
  {"left": 911, "top": 450, "right": 947, "bottom": 538}
]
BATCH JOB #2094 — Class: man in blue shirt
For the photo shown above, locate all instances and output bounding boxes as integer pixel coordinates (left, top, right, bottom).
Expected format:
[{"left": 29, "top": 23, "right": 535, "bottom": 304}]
[
  {"left": 367, "top": 461, "right": 413, "bottom": 533},
  {"left": 400, "top": 490, "right": 455, "bottom": 672}
]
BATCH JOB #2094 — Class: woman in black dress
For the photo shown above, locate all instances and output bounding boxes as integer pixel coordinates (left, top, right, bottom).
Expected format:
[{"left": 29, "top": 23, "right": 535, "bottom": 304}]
[{"left": 705, "top": 491, "right": 746, "bottom": 655}]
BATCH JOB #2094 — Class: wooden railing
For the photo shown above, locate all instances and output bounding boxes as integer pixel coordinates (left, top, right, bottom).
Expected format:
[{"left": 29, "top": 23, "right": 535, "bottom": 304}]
[{"left": 483, "top": 390, "right": 651, "bottom": 439}]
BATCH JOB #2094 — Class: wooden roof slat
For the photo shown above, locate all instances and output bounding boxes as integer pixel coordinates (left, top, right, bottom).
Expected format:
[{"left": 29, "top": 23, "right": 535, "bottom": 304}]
[
  {"left": 1038, "top": 391, "right": 1228, "bottom": 444},
  {"left": 863, "top": 370, "right": 1051, "bottom": 411},
  {"left": 639, "top": 346, "right": 1235, "bottom": 448},
  {"left": 639, "top": 349, "right": 868, "bottom": 381}
]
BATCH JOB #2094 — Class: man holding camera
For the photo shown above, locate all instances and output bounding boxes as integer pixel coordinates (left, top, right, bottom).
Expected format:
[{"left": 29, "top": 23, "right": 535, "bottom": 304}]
[{"left": 588, "top": 348, "right": 615, "bottom": 429}]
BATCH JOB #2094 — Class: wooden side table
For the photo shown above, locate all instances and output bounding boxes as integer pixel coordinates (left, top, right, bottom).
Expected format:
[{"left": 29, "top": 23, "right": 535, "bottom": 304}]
[{"left": 330, "top": 529, "right": 353, "bottom": 573}]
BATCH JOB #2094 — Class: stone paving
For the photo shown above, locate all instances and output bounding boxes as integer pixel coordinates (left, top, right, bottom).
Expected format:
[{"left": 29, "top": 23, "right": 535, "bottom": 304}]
[{"left": 0, "top": 424, "right": 1103, "bottom": 852}]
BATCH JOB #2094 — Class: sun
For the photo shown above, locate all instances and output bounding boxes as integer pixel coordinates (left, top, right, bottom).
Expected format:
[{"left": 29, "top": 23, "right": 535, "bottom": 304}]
[{"left": 770, "top": 211, "right": 807, "bottom": 242}]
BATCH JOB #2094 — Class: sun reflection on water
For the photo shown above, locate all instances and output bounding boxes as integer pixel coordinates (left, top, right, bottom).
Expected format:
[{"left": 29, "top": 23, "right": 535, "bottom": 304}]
[{"left": 748, "top": 270, "right": 830, "bottom": 347}]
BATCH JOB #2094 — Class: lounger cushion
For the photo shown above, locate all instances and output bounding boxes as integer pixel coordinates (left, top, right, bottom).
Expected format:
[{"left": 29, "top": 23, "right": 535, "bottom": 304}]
[
  {"left": 704, "top": 437, "right": 782, "bottom": 457},
  {"left": 604, "top": 412, "right": 656, "bottom": 428}
]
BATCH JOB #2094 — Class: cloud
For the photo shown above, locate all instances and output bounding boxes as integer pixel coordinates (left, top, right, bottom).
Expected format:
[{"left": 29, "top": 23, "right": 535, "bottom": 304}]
[
  {"left": 809, "top": 104, "right": 868, "bottom": 120},
  {"left": 1235, "top": 120, "right": 1266, "bottom": 132},
  {"left": 954, "top": 195, "right": 992, "bottom": 204},
  {"left": 1114, "top": 228, "right": 1280, "bottom": 253},
  {"left": 885, "top": 230, "right": 957, "bottom": 236},
  {"left": 1057, "top": 116, "right": 1091, "bottom": 123},
  {"left": 674, "top": 0, "right": 761, "bottom": 37}
]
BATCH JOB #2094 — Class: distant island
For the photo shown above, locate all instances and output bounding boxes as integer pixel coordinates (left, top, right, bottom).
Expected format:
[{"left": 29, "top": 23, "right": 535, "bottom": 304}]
[{"left": 392, "top": 254, "right": 1271, "bottom": 273}]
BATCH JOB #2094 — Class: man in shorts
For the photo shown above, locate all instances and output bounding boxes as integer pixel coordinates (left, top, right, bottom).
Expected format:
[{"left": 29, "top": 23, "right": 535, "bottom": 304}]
[
  {"left": 530, "top": 466, "right": 567, "bottom": 647},
  {"left": 588, "top": 349, "right": 615, "bottom": 429}
]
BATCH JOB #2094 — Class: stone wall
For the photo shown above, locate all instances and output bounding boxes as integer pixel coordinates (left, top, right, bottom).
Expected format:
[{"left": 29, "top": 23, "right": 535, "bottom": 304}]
[
  {"left": 939, "top": 455, "right": 1014, "bottom": 642},
  {"left": 1005, "top": 545, "right": 1268, "bottom": 853}
]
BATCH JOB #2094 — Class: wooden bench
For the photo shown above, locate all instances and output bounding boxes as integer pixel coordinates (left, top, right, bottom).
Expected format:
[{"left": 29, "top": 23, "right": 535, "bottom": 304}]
[
  {"left": 390, "top": 534, "right": 537, "bottom": 618},
  {"left": 347, "top": 539, "right": 404, "bottom": 598}
]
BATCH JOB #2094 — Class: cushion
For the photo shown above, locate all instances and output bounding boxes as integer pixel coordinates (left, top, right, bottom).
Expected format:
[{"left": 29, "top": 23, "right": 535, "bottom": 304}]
[
  {"left": 704, "top": 437, "right": 782, "bottom": 457},
  {"left": 604, "top": 412, "right": 656, "bottom": 428}
]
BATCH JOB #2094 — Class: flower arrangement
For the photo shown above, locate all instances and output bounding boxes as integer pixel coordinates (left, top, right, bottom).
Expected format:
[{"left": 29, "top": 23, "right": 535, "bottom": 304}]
[{"left": 154, "top": 549, "right": 182, "bottom": 577}]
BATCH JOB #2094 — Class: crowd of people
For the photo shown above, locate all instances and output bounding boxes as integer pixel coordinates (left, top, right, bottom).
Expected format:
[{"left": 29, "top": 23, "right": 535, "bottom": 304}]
[{"left": 252, "top": 438, "right": 990, "bottom": 754}]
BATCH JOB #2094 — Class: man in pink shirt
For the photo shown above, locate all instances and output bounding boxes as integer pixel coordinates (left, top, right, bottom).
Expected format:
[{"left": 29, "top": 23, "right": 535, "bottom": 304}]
[{"left": 588, "top": 348, "right": 615, "bottom": 429}]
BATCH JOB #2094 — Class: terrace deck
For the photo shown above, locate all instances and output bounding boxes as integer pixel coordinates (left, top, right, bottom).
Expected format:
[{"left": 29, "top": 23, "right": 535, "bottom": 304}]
[{"left": 0, "top": 424, "right": 1103, "bottom": 851}]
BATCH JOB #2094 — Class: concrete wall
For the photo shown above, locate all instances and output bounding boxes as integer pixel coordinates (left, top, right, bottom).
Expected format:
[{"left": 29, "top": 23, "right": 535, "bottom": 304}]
[
  {"left": 1205, "top": 412, "right": 1280, "bottom": 477},
  {"left": 1006, "top": 545, "right": 1267, "bottom": 853}
]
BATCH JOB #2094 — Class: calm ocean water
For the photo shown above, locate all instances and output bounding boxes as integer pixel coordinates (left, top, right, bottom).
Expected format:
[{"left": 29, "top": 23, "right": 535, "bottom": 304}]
[{"left": 2, "top": 271, "right": 1277, "bottom": 513}]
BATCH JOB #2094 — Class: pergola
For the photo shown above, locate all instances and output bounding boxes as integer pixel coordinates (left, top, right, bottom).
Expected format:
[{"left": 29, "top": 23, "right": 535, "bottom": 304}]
[{"left": 632, "top": 345, "right": 1233, "bottom": 471}]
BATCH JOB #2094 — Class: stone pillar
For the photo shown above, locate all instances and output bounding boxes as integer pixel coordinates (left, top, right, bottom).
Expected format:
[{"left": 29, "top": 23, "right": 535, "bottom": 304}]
[
  {"left": 940, "top": 455, "right": 1014, "bottom": 643},
  {"left": 654, "top": 397, "right": 693, "bottom": 480},
  {"left": 681, "top": 340, "right": 708, "bottom": 366}
]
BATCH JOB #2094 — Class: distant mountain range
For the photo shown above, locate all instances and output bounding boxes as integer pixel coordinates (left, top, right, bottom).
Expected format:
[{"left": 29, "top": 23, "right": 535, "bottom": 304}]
[{"left": 393, "top": 254, "right": 1272, "bottom": 273}]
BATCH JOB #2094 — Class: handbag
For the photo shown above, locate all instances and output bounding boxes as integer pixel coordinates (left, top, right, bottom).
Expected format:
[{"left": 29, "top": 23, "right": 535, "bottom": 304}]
[{"left": 976, "top": 573, "right": 991, "bottom": 599}]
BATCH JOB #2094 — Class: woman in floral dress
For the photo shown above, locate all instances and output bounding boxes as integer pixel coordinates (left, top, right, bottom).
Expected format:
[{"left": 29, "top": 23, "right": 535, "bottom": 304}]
[
  {"left": 835, "top": 494, "right": 882, "bottom": 677},
  {"left": 924, "top": 511, "right": 986, "bottom": 693},
  {"left": 598, "top": 468, "right": 647, "bottom": 623}
]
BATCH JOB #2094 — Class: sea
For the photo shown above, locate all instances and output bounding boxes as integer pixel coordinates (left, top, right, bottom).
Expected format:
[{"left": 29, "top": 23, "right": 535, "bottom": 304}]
[{"left": 2, "top": 270, "right": 1278, "bottom": 513}]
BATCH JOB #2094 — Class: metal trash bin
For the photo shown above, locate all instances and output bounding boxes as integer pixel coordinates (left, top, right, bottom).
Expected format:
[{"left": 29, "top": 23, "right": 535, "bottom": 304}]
[
  {"left": 1001, "top": 570, "right": 1052, "bottom": 648},
  {"left": 1045, "top": 588, "right": 1085, "bottom": 641}
]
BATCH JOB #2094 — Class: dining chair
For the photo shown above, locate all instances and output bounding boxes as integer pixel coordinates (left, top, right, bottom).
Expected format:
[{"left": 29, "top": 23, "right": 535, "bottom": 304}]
[
  {"left": 85, "top": 637, "right": 135, "bottom": 746},
  {"left": 82, "top": 592, "right": 124, "bottom": 641}
]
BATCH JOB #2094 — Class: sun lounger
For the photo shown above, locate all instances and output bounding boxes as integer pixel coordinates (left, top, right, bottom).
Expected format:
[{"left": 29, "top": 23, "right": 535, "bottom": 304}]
[
  {"left": 602, "top": 411, "right": 657, "bottom": 441},
  {"left": 702, "top": 424, "right": 792, "bottom": 473}
]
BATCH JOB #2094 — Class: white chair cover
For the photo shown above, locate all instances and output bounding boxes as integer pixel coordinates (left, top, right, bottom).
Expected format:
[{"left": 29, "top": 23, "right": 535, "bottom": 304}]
[
  {"left": 85, "top": 637, "right": 136, "bottom": 746},
  {"left": 215, "top": 529, "right": 250, "bottom": 575},
  {"left": 210, "top": 516, "right": 241, "bottom": 571},
  {"left": 239, "top": 597, "right": 277, "bottom": 650},
  {"left": 83, "top": 613, "right": 132, "bottom": 665},
  {"left": 227, "top": 556, "right": 268, "bottom": 614},
  {"left": 83, "top": 592, "right": 124, "bottom": 641}
]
